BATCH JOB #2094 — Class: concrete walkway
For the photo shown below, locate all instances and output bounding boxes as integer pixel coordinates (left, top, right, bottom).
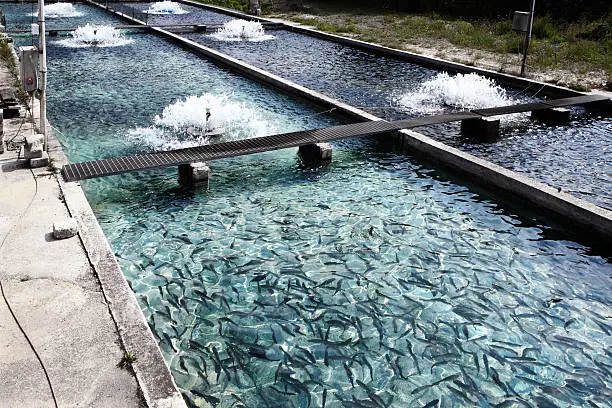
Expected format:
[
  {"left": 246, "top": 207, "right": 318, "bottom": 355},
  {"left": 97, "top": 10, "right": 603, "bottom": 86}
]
[{"left": 0, "top": 59, "right": 144, "bottom": 406}]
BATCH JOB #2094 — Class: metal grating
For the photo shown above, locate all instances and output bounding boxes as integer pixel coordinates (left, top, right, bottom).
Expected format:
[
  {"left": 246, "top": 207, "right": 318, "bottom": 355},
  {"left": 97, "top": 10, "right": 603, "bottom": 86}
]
[
  {"left": 61, "top": 95, "right": 611, "bottom": 182},
  {"left": 543, "top": 94, "right": 610, "bottom": 107},
  {"left": 473, "top": 102, "right": 548, "bottom": 117}
]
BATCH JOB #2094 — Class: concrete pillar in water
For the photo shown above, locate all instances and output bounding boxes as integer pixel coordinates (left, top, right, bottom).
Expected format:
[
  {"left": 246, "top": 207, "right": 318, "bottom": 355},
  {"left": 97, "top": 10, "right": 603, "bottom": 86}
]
[
  {"left": 248, "top": 0, "right": 261, "bottom": 15},
  {"left": 531, "top": 107, "right": 570, "bottom": 124},
  {"left": 461, "top": 117, "right": 500, "bottom": 141},
  {"left": 178, "top": 162, "right": 210, "bottom": 188},
  {"left": 298, "top": 143, "right": 332, "bottom": 166}
]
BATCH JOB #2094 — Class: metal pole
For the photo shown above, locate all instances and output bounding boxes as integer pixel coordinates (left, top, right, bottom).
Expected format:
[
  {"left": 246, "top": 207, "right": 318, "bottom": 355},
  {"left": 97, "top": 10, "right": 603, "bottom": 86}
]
[
  {"left": 520, "top": 0, "right": 535, "bottom": 77},
  {"left": 38, "top": 0, "right": 48, "bottom": 150}
]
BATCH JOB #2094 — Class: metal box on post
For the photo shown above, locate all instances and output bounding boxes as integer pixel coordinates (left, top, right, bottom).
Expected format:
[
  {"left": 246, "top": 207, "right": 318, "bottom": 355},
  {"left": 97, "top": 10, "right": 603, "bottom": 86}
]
[
  {"left": 19, "top": 46, "right": 39, "bottom": 93},
  {"left": 512, "top": 11, "right": 531, "bottom": 32}
]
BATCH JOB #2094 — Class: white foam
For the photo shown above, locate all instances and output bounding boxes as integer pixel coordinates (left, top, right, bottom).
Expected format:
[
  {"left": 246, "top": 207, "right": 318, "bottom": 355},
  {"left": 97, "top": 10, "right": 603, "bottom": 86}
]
[
  {"left": 144, "top": 1, "right": 188, "bottom": 15},
  {"left": 209, "top": 19, "right": 274, "bottom": 42},
  {"left": 58, "top": 24, "right": 133, "bottom": 48},
  {"left": 32, "top": 3, "right": 84, "bottom": 18},
  {"left": 129, "top": 93, "right": 270, "bottom": 151},
  {"left": 398, "top": 72, "right": 514, "bottom": 114}
]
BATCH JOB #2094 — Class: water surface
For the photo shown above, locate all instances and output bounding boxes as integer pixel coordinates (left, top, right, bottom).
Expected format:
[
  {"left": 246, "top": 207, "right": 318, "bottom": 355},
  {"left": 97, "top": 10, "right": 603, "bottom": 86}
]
[
  {"left": 184, "top": 24, "right": 612, "bottom": 209},
  {"left": 3, "top": 4, "right": 611, "bottom": 407}
]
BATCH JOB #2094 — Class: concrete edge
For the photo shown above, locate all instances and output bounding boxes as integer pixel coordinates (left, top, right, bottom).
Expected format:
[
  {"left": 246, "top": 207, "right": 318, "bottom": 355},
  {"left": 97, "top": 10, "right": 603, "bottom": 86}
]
[
  {"left": 44, "top": 124, "right": 186, "bottom": 406},
  {"left": 81, "top": 0, "right": 612, "bottom": 243},
  {"left": 395, "top": 129, "right": 612, "bottom": 242},
  {"left": 176, "top": 0, "right": 583, "bottom": 99}
]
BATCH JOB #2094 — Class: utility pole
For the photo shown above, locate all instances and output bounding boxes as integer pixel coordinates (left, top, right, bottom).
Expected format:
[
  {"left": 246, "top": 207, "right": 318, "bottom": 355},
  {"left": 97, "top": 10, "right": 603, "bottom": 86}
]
[
  {"left": 520, "top": 0, "right": 535, "bottom": 77},
  {"left": 38, "top": 0, "right": 48, "bottom": 150},
  {"left": 248, "top": 0, "right": 261, "bottom": 16}
]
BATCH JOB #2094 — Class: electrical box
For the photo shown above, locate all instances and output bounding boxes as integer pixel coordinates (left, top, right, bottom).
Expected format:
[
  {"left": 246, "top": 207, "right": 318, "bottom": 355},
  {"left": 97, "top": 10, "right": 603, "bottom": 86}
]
[
  {"left": 512, "top": 11, "right": 531, "bottom": 33},
  {"left": 19, "top": 46, "right": 39, "bottom": 93}
]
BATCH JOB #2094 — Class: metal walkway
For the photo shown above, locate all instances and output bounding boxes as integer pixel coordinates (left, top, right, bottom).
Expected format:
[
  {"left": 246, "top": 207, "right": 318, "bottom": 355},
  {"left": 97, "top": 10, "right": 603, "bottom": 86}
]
[{"left": 61, "top": 94, "right": 609, "bottom": 182}]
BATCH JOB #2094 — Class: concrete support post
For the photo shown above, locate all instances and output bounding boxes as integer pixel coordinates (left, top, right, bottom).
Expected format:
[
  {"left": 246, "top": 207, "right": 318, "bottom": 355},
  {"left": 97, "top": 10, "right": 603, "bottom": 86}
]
[
  {"left": 298, "top": 143, "right": 332, "bottom": 166},
  {"left": 532, "top": 107, "right": 570, "bottom": 124},
  {"left": 178, "top": 162, "right": 210, "bottom": 188},
  {"left": 461, "top": 117, "right": 500, "bottom": 141},
  {"left": 585, "top": 98, "right": 612, "bottom": 114},
  {"left": 24, "top": 133, "right": 49, "bottom": 167}
]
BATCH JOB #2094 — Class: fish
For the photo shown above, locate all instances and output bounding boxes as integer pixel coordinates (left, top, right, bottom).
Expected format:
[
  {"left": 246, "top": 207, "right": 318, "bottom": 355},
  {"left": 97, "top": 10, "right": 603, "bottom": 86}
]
[
  {"left": 490, "top": 367, "right": 507, "bottom": 393},
  {"left": 248, "top": 346, "right": 283, "bottom": 361},
  {"left": 411, "top": 374, "right": 460, "bottom": 395},
  {"left": 422, "top": 399, "right": 439, "bottom": 408},
  {"left": 274, "top": 362, "right": 295, "bottom": 383},
  {"left": 352, "top": 353, "right": 374, "bottom": 381},
  {"left": 384, "top": 354, "right": 402, "bottom": 379},
  {"left": 446, "top": 385, "right": 476, "bottom": 404},
  {"left": 483, "top": 353, "right": 490, "bottom": 377},
  {"left": 356, "top": 380, "right": 388, "bottom": 408},
  {"left": 371, "top": 313, "right": 385, "bottom": 345},
  {"left": 191, "top": 390, "right": 220, "bottom": 407},
  {"left": 406, "top": 340, "right": 421, "bottom": 375},
  {"left": 295, "top": 345, "right": 317, "bottom": 364},
  {"left": 344, "top": 362, "right": 355, "bottom": 387}
]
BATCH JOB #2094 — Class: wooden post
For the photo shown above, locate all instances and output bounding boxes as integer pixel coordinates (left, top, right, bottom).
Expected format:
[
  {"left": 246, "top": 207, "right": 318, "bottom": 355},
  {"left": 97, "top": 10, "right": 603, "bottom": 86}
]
[{"left": 520, "top": 0, "right": 536, "bottom": 77}]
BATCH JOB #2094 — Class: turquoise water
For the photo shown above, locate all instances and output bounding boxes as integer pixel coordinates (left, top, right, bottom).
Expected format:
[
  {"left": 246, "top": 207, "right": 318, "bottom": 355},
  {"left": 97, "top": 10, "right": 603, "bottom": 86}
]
[{"left": 4, "top": 3, "right": 612, "bottom": 407}]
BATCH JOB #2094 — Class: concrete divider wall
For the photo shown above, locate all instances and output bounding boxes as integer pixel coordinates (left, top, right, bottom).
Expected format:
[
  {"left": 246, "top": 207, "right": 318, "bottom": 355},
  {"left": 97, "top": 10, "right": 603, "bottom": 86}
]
[{"left": 81, "top": 0, "right": 612, "bottom": 243}]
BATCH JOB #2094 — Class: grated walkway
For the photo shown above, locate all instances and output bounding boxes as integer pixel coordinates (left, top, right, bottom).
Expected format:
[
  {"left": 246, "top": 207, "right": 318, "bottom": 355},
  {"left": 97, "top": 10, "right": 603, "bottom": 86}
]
[{"left": 61, "top": 94, "right": 610, "bottom": 182}]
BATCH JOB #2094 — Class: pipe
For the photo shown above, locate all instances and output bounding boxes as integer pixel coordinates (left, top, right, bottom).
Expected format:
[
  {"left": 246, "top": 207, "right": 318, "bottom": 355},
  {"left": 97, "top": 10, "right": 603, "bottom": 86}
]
[{"left": 38, "top": 0, "right": 48, "bottom": 150}]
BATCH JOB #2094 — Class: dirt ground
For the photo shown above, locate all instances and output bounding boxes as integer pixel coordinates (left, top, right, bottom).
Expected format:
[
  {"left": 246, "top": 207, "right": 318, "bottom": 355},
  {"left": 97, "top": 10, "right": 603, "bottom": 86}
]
[{"left": 269, "top": 10, "right": 610, "bottom": 91}]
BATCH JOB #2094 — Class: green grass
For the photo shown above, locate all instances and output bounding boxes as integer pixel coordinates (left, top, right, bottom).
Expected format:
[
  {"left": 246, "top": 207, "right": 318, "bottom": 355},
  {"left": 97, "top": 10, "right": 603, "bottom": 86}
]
[
  {"left": 0, "top": 39, "right": 29, "bottom": 104},
  {"left": 194, "top": 0, "right": 248, "bottom": 12},
  {"left": 118, "top": 352, "right": 137, "bottom": 368},
  {"left": 193, "top": 0, "right": 611, "bottom": 84},
  {"left": 287, "top": 11, "right": 611, "bottom": 78},
  {"left": 291, "top": 16, "right": 361, "bottom": 35}
]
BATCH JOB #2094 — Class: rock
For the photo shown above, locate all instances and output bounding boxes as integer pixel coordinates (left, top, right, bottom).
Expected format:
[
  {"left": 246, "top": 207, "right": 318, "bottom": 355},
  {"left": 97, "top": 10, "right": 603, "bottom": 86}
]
[
  {"left": 24, "top": 134, "right": 44, "bottom": 159},
  {"left": 53, "top": 218, "right": 78, "bottom": 239},
  {"left": 30, "top": 152, "right": 49, "bottom": 168}
]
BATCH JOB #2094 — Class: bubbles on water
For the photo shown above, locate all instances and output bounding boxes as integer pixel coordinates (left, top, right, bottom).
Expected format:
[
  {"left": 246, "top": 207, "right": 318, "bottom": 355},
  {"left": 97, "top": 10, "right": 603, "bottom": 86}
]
[
  {"left": 58, "top": 24, "right": 133, "bottom": 48},
  {"left": 31, "top": 2, "right": 84, "bottom": 18},
  {"left": 144, "top": 1, "right": 188, "bottom": 15},
  {"left": 129, "top": 93, "right": 270, "bottom": 151},
  {"left": 398, "top": 72, "right": 514, "bottom": 113},
  {"left": 209, "top": 19, "right": 275, "bottom": 42}
]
